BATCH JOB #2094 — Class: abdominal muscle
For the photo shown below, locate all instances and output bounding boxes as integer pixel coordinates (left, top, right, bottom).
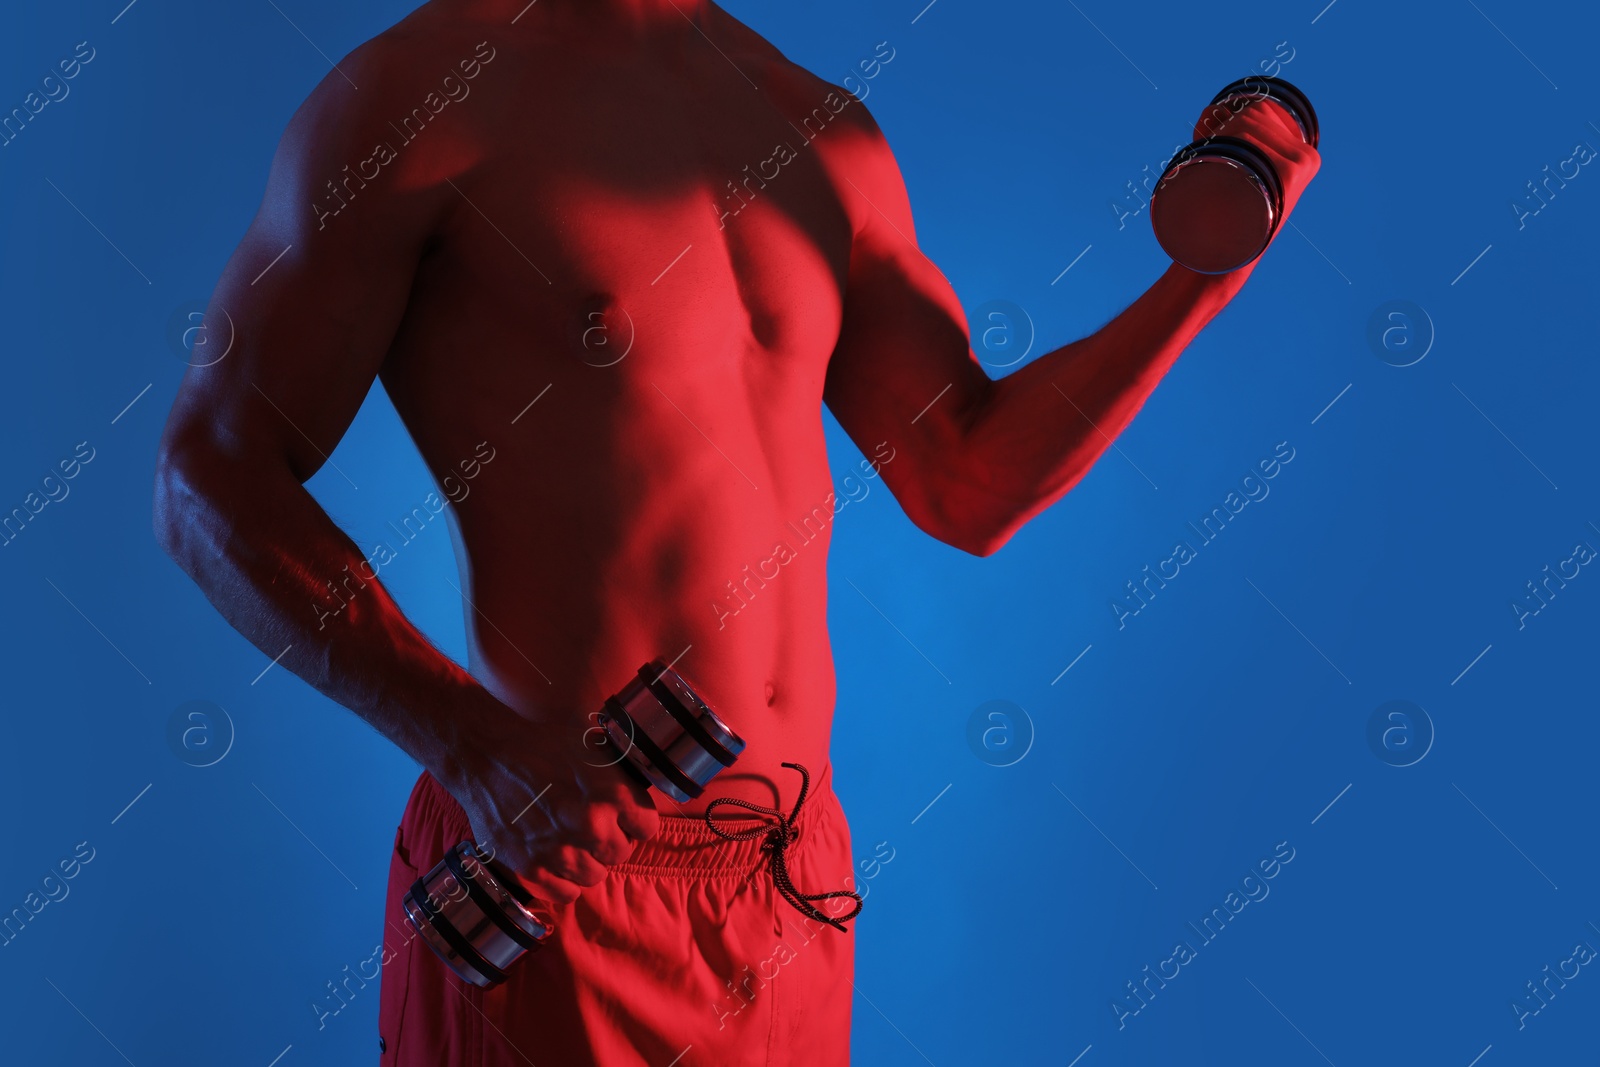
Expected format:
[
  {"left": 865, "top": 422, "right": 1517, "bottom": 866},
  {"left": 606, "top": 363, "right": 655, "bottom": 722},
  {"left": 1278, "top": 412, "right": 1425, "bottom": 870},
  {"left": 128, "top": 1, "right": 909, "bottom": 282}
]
[
  {"left": 420, "top": 382, "right": 844, "bottom": 819},
  {"left": 372, "top": 42, "right": 861, "bottom": 816}
]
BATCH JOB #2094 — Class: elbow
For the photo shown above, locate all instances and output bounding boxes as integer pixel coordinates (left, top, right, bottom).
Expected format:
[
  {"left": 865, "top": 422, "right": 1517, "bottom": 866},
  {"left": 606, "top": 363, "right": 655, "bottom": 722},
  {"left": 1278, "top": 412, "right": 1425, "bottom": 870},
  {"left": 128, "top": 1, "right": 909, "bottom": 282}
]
[
  {"left": 939, "top": 522, "right": 1015, "bottom": 558},
  {"left": 917, "top": 451, "right": 1096, "bottom": 557},
  {"left": 152, "top": 441, "right": 191, "bottom": 563},
  {"left": 152, "top": 430, "right": 218, "bottom": 565},
  {"left": 899, "top": 392, "right": 1040, "bottom": 557},
  {"left": 904, "top": 479, "right": 1022, "bottom": 558},
  {"left": 955, "top": 529, "right": 1010, "bottom": 558}
]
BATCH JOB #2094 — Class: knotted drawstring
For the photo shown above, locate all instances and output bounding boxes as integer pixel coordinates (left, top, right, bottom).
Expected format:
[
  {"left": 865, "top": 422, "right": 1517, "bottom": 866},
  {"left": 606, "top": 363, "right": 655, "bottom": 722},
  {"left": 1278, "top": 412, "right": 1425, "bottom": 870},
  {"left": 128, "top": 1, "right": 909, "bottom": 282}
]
[{"left": 702, "top": 762, "right": 863, "bottom": 931}]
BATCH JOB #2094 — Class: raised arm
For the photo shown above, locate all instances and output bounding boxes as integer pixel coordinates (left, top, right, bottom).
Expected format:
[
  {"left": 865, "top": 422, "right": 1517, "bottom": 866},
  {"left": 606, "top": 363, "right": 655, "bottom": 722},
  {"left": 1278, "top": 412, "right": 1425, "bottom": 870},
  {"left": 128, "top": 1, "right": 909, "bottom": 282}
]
[
  {"left": 822, "top": 96, "right": 1319, "bottom": 556},
  {"left": 152, "top": 31, "right": 650, "bottom": 903}
]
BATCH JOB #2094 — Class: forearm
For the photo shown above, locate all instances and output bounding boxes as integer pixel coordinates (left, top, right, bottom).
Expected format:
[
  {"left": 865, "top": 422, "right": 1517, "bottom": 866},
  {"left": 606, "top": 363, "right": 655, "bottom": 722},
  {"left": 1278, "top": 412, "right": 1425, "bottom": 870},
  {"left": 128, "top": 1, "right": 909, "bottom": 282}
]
[
  {"left": 154, "top": 450, "right": 500, "bottom": 790},
  {"left": 953, "top": 262, "right": 1251, "bottom": 550}
]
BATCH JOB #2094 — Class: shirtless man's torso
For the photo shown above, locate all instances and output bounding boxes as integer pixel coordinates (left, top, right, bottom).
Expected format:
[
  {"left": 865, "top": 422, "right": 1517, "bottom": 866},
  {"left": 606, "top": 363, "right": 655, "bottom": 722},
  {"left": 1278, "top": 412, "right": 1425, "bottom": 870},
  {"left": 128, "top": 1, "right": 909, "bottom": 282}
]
[{"left": 154, "top": 1, "right": 1317, "bottom": 1060}]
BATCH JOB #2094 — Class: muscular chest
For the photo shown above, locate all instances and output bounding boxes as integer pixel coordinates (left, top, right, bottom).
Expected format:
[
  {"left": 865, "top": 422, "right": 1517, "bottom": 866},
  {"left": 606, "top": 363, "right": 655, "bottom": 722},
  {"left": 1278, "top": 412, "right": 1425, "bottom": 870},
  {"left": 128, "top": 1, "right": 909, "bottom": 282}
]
[{"left": 424, "top": 63, "right": 858, "bottom": 383}]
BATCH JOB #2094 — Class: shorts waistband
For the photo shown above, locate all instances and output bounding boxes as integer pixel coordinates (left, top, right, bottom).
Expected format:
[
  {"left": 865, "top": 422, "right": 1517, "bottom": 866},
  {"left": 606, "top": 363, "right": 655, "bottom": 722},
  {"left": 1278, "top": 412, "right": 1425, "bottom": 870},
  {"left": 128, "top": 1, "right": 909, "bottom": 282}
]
[{"left": 613, "top": 762, "right": 838, "bottom": 879}]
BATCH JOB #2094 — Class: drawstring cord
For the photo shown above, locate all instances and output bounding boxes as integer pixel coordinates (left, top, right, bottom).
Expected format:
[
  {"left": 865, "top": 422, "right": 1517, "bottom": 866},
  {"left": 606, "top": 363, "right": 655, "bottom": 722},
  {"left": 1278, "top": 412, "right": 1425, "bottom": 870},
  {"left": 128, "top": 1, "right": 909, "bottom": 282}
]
[{"left": 702, "top": 762, "right": 863, "bottom": 931}]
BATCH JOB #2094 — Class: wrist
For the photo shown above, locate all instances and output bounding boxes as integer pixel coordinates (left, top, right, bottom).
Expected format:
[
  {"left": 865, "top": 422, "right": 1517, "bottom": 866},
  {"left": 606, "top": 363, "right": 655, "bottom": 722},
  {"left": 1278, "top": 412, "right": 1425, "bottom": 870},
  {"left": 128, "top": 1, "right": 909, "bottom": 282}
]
[
  {"left": 412, "top": 677, "right": 509, "bottom": 798},
  {"left": 1165, "top": 258, "right": 1252, "bottom": 308}
]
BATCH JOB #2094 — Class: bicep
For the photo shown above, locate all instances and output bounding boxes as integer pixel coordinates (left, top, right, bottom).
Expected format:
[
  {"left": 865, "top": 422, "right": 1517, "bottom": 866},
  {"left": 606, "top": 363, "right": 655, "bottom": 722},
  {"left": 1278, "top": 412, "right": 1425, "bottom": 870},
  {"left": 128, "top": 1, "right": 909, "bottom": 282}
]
[
  {"left": 162, "top": 47, "right": 446, "bottom": 481},
  {"left": 822, "top": 117, "right": 991, "bottom": 516},
  {"left": 823, "top": 228, "right": 982, "bottom": 442}
]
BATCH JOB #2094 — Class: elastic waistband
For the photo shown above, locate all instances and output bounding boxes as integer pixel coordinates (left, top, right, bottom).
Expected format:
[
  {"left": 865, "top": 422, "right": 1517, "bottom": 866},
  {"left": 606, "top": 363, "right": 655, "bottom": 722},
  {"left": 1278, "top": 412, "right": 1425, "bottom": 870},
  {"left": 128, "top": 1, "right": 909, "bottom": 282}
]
[{"left": 613, "top": 762, "right": 839, "bottom": 879}]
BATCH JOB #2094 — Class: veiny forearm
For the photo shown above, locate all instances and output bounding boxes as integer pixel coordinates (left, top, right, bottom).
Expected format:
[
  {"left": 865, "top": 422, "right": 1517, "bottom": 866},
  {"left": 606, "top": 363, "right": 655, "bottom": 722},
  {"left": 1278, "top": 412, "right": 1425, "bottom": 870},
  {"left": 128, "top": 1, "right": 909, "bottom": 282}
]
[
  {"left": 953, "top": 262, "right": 1252, "bottom": 551},
  {"left": 154, "top": 451, "right": 500, "bottom": 789}
]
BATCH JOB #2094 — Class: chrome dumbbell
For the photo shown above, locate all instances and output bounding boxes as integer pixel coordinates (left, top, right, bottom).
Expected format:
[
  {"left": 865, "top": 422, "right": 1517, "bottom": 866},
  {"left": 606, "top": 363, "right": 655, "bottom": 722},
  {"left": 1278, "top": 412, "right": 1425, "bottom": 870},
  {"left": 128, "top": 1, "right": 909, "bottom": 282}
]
[
  {"left": 1149, "top": 75, "right": 1319, "bottom": 274},
  {"left": 402, "top": 660, "right": 746, "bottom": 987}
]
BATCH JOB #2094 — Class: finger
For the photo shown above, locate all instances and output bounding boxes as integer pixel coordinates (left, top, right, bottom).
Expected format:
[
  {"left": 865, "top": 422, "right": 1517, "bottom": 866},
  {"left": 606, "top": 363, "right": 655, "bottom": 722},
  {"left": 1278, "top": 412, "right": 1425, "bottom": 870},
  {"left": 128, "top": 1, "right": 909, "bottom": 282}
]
[
  {"left": 1240, "top": 96, "right": 1304, "bottom": 143},
  {"left": 582, "top": 809, "right": 638, "bottom": 866},
  {"left": 590, "top": 837, "right": 633, "bottom": 867},
  {"left": 602, "top": 763, "right": 655, "bottom": 811},
  {"left": 1193, "top": 95, "right": 1264, "bottom": 144},
  {"left": 549, "top": 844, "right": 610, "bottom": 887},
  {"left": 615, "top": 798, "right": 661, "bottom": 843},
  {"left": 1238, "top": 106, "right": 1317, "bottom": 168},
  {"left": 1199, "top": 98, "right": 1300, "bottom": 161},
  {"left": 521, "top": 868, "right": 585, "bottom": 907}
]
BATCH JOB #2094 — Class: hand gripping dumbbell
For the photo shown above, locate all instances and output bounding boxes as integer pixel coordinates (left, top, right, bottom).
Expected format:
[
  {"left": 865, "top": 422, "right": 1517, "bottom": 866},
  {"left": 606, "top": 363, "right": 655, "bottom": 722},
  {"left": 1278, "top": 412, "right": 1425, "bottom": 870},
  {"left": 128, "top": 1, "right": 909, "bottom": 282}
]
[
  {"left": 401, "top": 661, "right": 746, "bottom": 988},
  {"left": 1149, "top": 75, "right": 1319, "bottom": 274}
]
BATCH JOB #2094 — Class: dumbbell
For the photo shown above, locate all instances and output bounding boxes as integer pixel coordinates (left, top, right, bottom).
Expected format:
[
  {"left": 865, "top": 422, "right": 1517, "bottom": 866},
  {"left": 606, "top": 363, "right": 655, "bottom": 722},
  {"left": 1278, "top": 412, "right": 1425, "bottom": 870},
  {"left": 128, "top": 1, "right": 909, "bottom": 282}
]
[
  {"left": 402, "top": 660, "right": 746, "bottom": 988},
  {"left": 1149, "top": 75, "right": 1319, "bottom": 274}
]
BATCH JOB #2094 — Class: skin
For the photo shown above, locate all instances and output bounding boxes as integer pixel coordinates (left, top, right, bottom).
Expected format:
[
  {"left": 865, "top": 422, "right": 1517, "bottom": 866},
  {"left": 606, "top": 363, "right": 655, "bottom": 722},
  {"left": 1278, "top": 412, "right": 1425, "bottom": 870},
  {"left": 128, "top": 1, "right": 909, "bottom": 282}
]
[{"left": 152, "top": 0, "right": 1318, "bottom": 909}]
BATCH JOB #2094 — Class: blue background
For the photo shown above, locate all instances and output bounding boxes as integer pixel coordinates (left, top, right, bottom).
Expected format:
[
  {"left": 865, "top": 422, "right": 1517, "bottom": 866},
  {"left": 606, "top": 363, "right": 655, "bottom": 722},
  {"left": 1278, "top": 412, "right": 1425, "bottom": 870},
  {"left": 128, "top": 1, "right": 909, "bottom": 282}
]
[{"left": 1, "top": 1, "right": 1596, "bottom": 1064}]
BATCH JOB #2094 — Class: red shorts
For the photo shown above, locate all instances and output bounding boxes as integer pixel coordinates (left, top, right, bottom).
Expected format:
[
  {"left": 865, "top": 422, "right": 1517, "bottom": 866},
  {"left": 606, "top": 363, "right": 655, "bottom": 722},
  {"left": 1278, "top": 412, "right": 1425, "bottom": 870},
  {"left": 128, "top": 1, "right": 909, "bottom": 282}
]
[{"left": 378, "top": 765, "right": 857, "bottom": 1066}]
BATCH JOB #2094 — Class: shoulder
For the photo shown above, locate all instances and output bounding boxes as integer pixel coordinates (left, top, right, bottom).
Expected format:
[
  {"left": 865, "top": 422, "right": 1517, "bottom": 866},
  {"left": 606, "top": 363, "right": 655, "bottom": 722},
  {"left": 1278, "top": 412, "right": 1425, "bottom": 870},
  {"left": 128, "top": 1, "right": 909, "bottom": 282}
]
[
  {"left": 789, "top": 77, "right": 910, "bottom": 242},
  {"left": 733, "top": 36, "right": 905, "bottom": 236},
  {"left": 282, "top": 12, "right": 497, "bottom": 145},
  {"left": 262, "top": 12, "right": 503, "bottom": 234}
]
